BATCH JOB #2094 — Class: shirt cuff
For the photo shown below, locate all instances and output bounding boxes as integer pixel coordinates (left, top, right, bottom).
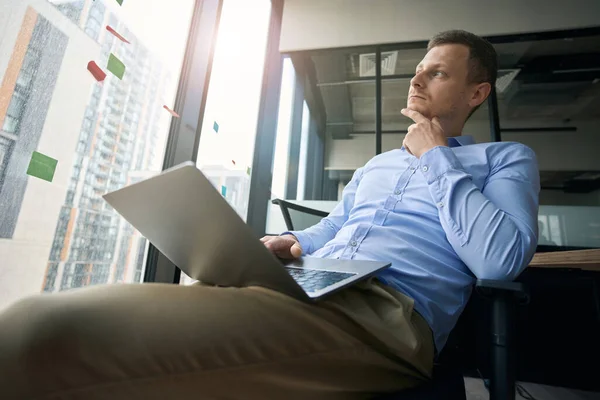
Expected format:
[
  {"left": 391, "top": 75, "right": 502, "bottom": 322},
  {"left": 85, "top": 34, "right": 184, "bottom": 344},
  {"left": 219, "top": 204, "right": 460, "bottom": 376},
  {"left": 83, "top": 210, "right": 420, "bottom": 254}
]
[
  {"left": 281, "top": 231, "right": 312, "bottom": 255},
  {"left": 419, "top": 145, "right": 465, "bottom": 184}
]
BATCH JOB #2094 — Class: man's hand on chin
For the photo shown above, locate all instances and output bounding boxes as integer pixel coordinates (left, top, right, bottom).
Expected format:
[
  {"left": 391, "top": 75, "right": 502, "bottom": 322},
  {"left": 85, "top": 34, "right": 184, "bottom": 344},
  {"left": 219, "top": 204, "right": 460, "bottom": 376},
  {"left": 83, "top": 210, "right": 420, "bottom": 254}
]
[{"left": 401, "top": 108, "right": 448, "bottom": 158}]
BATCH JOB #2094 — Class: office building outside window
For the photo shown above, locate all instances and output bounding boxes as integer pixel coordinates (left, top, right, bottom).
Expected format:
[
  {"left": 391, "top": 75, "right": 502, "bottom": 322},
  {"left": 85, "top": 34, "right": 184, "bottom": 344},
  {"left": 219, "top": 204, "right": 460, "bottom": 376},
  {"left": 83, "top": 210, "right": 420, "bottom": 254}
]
[{"left": 0, "top": 0, "right": 194, "bottom": 310}]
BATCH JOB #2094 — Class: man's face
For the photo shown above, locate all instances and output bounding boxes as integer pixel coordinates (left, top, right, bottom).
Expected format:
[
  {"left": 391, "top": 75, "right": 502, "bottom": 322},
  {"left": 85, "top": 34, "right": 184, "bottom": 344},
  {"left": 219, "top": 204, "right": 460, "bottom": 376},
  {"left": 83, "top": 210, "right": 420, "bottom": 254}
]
[{"left": 407, "top": 44, "right": 473, "bottom": 121}]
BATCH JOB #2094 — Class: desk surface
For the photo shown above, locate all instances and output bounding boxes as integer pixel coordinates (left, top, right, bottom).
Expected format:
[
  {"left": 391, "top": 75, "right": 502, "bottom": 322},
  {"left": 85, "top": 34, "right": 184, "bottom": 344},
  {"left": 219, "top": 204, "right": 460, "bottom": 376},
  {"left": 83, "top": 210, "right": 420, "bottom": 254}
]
[{"left": 529, "top": 249, "right": 600, "bottom": 271}]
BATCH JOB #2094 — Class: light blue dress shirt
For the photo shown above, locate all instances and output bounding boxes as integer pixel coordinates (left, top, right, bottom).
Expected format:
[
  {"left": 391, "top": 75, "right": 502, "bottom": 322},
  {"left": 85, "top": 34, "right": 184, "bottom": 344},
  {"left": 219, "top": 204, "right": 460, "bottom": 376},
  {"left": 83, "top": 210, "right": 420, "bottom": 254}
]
[{"left": 290, "top": 136, "right": 540, "bottom": 350}]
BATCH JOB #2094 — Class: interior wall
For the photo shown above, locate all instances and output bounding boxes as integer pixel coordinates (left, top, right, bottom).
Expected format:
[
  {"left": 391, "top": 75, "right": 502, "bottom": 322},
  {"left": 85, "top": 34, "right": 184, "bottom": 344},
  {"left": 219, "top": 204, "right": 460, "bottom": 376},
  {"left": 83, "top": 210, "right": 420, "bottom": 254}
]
[{"left": 280, "top": 0, "right": 600, "bottom": 52}]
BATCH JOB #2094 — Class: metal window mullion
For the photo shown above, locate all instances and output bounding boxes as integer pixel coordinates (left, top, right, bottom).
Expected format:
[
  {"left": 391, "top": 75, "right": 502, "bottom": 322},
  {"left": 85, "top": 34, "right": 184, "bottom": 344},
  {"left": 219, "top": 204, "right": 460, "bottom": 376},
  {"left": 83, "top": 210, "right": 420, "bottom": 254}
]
[
  {"left": 246, "top": 0, "right": 285, "bottom": 238},
  {"left": 375, "top": 46, "right": 382, "bottom": 155}
]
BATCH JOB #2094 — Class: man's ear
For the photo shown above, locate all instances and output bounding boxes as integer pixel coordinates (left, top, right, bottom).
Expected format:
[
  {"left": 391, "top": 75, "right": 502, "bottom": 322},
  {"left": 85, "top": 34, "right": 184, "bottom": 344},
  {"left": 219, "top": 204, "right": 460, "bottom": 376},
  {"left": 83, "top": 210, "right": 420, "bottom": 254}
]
[{"left": 469, "top": 82, "right": 492, "bottom": 109}]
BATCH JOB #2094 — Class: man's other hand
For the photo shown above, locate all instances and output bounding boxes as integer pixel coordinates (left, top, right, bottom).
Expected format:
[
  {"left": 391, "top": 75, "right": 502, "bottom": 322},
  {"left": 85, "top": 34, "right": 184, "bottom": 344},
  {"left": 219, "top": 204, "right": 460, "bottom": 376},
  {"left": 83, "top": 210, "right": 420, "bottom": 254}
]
[{"left": 260, "top": 235, "right": 303, "bottom": 259}]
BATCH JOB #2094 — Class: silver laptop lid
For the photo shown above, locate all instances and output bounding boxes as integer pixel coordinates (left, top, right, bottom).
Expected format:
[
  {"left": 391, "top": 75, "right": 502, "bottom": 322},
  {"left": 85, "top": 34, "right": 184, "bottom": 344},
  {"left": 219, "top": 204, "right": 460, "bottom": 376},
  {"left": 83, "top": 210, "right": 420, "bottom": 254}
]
[{"left": 103, "top": 162, "right": 308, "bottom": 300}]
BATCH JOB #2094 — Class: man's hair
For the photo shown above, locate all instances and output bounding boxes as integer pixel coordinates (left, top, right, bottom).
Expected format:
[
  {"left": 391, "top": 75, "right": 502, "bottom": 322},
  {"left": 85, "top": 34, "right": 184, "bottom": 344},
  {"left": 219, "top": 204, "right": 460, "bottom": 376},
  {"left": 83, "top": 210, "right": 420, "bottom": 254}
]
[{"left": 427, "top": 30, "right": 498, "bottom": 118}]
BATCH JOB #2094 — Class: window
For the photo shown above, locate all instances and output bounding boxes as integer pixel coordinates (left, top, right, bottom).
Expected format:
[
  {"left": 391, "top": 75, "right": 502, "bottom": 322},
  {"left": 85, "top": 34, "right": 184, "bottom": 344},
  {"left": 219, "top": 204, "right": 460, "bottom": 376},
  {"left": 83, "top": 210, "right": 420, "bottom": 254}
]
[
  {"left": 0, "top": 137, "right": 14, "bottom": 182},
  {"left": 0, "top": 0, "right": 195, "bottom": 309},
  {"left": 195, "top": 0, "right": 271, "bottom": 219},
  {"left": 270, "top": 57, "right": 297, "bottom": 199},
  {"left": 179, "top": 0, "right": 271, "bottom": 286},
  {"left": 2, "top": 46, "right": 41, "bottom": 135},
  {"left": 297, "top": 101, "right": 310, "bottom": 200}
]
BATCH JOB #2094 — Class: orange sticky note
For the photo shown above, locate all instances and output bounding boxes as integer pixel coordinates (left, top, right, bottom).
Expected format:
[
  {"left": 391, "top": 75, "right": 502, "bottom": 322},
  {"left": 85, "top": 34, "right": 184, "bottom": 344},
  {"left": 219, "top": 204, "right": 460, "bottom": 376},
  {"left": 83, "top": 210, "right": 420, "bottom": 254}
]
[
  {"left": 87, "top": 61, "right": 106, "bottom": 82},
  {"left": 106, "top": 25, "right": 130, "bottom": 44},
  {"left": 163, "top": 105, "right": 180, "bottom": 118}
]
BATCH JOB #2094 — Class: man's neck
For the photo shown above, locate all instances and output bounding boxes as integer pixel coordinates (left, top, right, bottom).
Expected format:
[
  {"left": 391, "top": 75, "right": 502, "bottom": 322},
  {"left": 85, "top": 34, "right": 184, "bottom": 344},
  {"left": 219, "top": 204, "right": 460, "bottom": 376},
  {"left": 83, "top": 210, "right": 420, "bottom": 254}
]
[{"left": 443, "top": 126, "right": 464, "bottom": 139}]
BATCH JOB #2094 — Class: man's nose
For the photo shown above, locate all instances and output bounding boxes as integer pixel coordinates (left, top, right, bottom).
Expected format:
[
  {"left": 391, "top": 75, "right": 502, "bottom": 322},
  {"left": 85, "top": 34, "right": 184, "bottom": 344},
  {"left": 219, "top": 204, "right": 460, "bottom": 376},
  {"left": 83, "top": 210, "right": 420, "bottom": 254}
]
[{"left": 410, "top": 71, "right": 425, "bottom": 89}]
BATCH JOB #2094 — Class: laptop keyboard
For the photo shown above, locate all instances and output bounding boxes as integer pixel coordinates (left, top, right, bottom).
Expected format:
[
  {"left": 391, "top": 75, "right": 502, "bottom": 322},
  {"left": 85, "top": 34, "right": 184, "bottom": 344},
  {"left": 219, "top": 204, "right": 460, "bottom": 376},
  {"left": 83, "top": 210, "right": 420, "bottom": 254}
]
[{"left": 284, "top": 267, "right": 355, "bottom": 293}]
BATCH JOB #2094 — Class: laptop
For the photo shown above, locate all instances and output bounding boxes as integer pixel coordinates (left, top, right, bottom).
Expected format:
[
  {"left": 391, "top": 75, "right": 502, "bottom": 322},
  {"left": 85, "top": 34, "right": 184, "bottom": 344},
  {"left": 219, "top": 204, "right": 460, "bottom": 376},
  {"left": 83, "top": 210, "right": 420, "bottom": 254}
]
[{"left": 103, "top": 162, "right": 391, "bottom": 302}]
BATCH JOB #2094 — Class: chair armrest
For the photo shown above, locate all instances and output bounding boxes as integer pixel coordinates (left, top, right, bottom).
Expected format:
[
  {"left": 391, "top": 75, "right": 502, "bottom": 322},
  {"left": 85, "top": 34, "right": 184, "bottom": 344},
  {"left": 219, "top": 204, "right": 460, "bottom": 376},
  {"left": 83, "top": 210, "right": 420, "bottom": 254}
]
[
  {"left": 271, "top": 199, "right": 329, "bottom": 231},
  {"left": 475, "top": 279, "right": 529, "bottom": 304},
  {"left": 271, "top": 199, "right": 329, "bottom": 218},
  {"left": 476, "top": 279, "right": 524, "bottom": 293}
]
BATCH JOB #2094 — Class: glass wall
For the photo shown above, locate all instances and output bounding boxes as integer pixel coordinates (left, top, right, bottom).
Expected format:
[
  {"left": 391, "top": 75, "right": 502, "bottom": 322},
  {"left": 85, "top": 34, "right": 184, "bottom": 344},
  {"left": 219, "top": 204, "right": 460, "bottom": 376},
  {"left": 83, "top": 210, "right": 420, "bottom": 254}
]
[
  {"left": 0, "top": 0, "right": 195, "bottom": 309},
  {"left": 310, "top": 47, "right": 376, "bottom": 195},
  {"left": 289, "top": 43, "right": 494, "bottom": 202},
  {"left": 492, "top": 32, "right": 600, "bottom": 250}
]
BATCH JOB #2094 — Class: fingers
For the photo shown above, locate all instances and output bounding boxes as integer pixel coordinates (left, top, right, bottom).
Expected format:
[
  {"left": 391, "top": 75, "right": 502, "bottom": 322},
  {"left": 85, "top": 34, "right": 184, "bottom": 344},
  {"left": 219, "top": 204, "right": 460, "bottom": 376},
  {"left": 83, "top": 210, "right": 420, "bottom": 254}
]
[
  {"left": 431, "top": 116, "right": 442, "bottom": 128},
  {"left": 262, "top": 235, "right": 302, "bottom": 259},
  {"left": 401, "top": 108, "right": 428, "bottom": 123}
]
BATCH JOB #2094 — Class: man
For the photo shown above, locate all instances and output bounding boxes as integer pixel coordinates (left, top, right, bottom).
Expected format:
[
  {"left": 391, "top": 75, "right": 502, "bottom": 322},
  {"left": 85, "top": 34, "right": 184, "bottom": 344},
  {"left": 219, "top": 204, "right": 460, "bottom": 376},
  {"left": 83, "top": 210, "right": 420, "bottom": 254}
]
[{"left": 0, "top": 30, "right": 539, "bottom": 399}]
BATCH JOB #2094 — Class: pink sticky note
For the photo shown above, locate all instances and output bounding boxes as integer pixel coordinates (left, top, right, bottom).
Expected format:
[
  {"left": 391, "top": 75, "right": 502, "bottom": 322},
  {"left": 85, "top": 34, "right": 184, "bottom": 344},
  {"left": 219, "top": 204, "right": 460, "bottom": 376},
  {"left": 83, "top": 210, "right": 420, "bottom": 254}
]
[
  {"left": 87, "top": 61, "right": 106, "bottom": 82},
  {"left": 163, "top": 105, "right": 180, "bottom": 118},
  {"left": 106, "top": 25, "right": 130, "bottom": 44}
]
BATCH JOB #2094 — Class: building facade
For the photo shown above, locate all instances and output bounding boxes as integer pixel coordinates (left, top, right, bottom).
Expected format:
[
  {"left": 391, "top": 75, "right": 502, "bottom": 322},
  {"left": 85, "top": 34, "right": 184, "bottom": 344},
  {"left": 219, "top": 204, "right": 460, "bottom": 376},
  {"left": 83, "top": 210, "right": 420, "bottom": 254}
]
[{"left": 0, "top": 0, "right": 175, "bottom": 308}]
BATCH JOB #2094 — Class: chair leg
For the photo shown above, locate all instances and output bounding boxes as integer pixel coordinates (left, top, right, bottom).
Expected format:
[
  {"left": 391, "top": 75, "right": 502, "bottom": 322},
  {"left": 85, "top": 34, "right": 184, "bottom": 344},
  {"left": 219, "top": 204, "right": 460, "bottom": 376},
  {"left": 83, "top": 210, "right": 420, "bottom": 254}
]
[{"left": 489, "top": 292, "right": 516, "bottom": 400}]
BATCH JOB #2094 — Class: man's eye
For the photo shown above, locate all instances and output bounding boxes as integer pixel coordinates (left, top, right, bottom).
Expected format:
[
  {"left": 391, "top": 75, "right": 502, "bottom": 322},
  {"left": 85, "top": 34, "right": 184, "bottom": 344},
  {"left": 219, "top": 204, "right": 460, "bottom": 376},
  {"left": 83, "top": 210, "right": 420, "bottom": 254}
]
[{"left": 433, "top": 71, "right": 445, "bottom": 77}]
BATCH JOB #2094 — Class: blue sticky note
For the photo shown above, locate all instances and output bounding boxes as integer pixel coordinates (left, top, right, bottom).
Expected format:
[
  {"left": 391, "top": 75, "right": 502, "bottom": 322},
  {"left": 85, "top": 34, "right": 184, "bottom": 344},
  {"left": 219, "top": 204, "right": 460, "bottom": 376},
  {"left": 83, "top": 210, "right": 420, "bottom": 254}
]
[
  {"left": 213, "top": 121, "right": 219, "bottom": 133},
  {"left": 221, "top": 185, "right": 227, "bottom": 196}
]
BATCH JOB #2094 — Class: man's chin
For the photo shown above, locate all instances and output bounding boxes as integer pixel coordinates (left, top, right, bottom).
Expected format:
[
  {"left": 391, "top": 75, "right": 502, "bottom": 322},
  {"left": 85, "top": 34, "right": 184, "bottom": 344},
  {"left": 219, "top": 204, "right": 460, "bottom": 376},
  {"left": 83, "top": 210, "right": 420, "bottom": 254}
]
[{"left": 406, "top": 103, "right": 433, "bottom": 119}]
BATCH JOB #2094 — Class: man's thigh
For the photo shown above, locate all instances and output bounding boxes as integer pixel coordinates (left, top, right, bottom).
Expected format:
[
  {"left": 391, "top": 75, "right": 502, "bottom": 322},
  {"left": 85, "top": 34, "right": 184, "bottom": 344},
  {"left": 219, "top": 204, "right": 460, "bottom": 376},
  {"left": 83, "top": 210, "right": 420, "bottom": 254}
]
[{"left": 0, "top": 282, "right": 430, "bottom": 400}]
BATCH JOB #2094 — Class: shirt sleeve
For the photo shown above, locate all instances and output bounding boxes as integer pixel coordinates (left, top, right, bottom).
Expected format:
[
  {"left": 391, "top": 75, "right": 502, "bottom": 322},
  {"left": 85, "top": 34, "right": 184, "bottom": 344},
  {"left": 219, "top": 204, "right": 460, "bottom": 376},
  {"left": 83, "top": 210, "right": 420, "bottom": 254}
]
[
  {"left": 419, "top": 144, "right": 540, "bottom": 280},
  {"left": 285, "top": 167, "right": 364, "bottom": 255}
]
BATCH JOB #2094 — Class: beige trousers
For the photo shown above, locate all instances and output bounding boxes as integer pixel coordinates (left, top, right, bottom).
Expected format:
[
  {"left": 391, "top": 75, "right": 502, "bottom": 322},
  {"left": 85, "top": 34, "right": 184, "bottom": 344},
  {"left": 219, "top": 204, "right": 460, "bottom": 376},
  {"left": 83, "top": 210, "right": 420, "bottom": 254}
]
[{"left": 0, "top": 278, "right": 434, "bottom": 400}]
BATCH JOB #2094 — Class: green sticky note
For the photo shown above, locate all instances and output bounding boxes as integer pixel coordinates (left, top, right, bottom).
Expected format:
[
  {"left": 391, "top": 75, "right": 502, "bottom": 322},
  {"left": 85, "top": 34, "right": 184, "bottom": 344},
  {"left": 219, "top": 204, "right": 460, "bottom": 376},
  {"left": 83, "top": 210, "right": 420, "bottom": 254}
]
[
  {"left": 246, "top": 167, "right": 251, "bottom": 176},
  {"left": 107, "top": 53, "right": 125, "bottom": 80},
  {"left": 221, "top": 185, "right": 227, "bottom": 196},
  {"left": 27, "top": 151, "right": 58, "bottom": 182},
  {"left": 115, "top": 0, "right": 124, "bottom": 5},
  {"left": 213, "top": 121, "right": 219, "bottom": 133}
]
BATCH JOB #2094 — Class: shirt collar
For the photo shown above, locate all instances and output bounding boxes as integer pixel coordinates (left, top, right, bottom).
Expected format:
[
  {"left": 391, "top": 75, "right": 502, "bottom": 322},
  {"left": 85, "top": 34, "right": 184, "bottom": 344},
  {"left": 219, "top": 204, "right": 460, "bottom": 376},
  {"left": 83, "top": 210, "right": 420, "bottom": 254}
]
[{"left": 401, "top": 135, "right": 475, "bottom": 151}]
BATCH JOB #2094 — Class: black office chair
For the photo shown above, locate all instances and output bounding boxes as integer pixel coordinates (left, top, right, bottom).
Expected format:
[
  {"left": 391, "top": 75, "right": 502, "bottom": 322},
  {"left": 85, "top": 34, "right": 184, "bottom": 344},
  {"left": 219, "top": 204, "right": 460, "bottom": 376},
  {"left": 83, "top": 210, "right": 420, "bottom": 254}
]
[{"left": 271, "top": 199, "right": 528, "bottom": 400}]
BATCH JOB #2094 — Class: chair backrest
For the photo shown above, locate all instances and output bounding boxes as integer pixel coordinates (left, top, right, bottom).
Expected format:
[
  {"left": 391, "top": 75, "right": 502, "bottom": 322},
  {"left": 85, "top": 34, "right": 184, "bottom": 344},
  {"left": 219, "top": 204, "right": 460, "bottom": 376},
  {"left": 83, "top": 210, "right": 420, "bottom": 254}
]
[{"left": 271, "top": 199, "right": 329, "bottom": 231}]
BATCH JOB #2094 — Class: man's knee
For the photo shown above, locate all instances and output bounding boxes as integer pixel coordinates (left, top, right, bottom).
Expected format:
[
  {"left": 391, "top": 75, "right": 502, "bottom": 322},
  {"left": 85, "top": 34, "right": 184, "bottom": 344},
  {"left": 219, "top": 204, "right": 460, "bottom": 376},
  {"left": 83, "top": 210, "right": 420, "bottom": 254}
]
[{"left": 1, "top": 295, "right": 90, "bottom": 367}]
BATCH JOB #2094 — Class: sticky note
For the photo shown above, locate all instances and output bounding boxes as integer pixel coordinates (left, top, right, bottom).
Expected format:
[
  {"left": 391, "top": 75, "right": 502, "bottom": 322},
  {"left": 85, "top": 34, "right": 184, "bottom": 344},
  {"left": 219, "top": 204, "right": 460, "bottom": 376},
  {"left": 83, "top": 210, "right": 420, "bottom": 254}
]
[
  {"left": 106, "top": 25, "right": 130, "bottom": 44},
  {"left": 221, "top": 186, "right": 227, "bottom": 196},
  {"left": 163, "top": 105, "right": 180, "bottom": 118},
  {"left": 246, "top": 167, "right": 251, "bottom": 175},
  {"left": 213, "top": 121, "right": 219, "bottom": 133},
  {"left": 115, "top": 0, "right": 124, "bottom": 5},
  {"left": 27, "top": 151, "right": 58, "bottom": 182},
  {"left": 107, "top": 53, "right": 125, "bottom": 80},
  {"left": 87, "top": 61, "right": 106, "bottom": 82}
]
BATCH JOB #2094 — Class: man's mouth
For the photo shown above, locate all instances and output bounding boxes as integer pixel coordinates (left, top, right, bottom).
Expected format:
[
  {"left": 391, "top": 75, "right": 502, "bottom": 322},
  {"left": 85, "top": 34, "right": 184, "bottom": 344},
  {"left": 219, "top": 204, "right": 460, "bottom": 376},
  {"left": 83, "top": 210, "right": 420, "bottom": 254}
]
[{"left": 409, "top": 95, "right": 426, "bottom": 100}]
